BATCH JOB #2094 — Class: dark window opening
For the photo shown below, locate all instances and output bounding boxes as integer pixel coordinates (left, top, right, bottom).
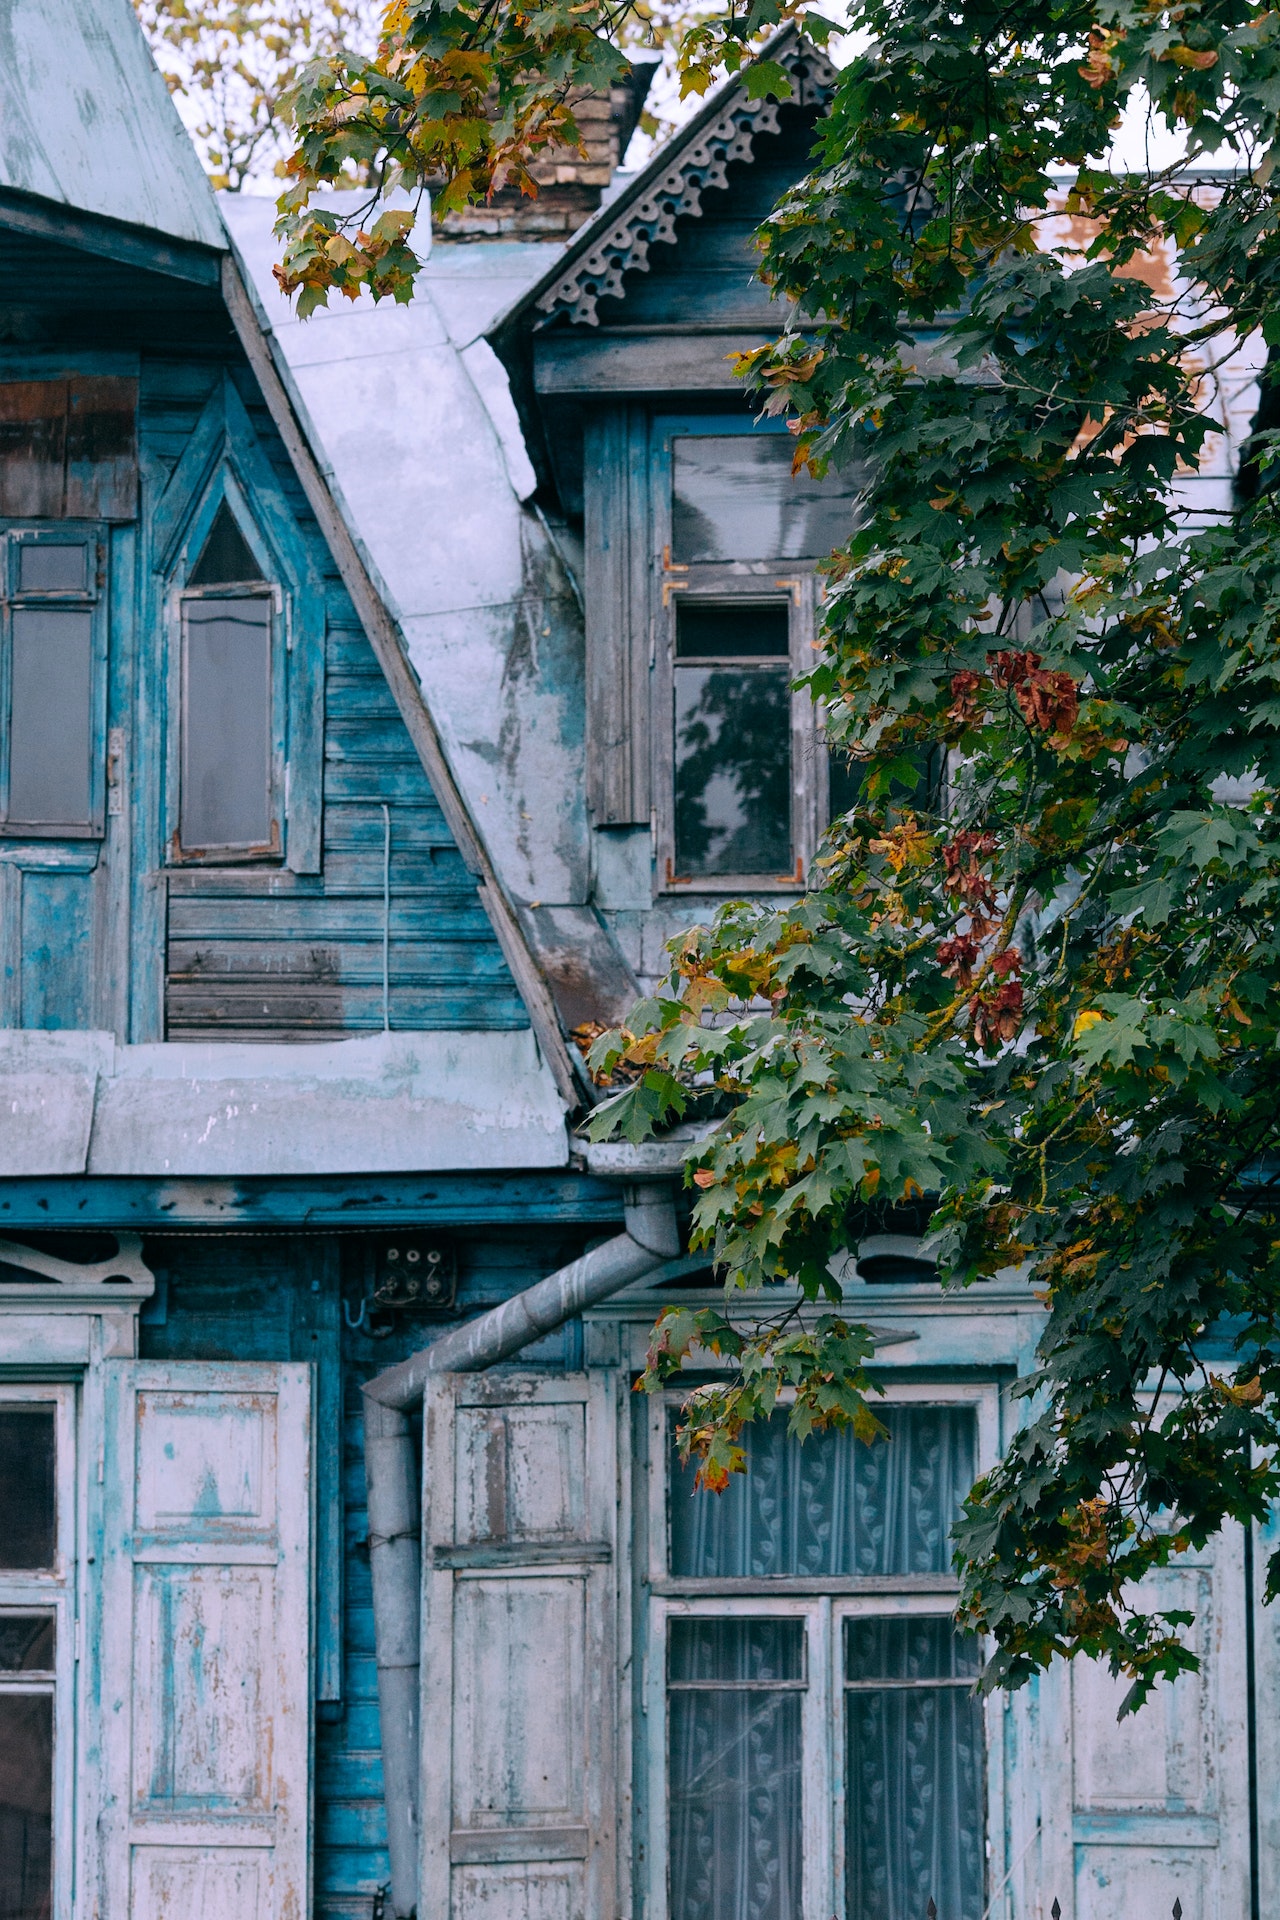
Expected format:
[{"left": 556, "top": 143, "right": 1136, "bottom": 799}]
[
  {"left": 187, "top": 501, "right": 265, "bottom": 587},
  {"left": 676, "top": 601, "right": 790, "bottom": 661},
  {"left": 0, "top": 1694, "right": 53, "bottom": 1920},
  {"left": 0, "top": 1617, "right": 54, "bottom": 1674},
  {"left": 0, "top": 1408, "right": 56, "bottom": 1570},
  {"left": 673, "top": 600, "right": 791, "bottom": 879}
]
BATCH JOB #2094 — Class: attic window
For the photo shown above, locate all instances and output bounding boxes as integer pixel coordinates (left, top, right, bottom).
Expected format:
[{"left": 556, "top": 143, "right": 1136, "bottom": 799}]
[
  {"left": 175, "top": 502, "right": 278, "bottom": 861},
  {"left": 187, "top": 501, "right": 265, "bottom": 586}
]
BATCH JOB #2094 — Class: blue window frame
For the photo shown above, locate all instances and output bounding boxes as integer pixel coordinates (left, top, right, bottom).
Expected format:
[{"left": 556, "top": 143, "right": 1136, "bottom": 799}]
[{"left": 0, "top": 525, "right": 107, "bottom": 839}]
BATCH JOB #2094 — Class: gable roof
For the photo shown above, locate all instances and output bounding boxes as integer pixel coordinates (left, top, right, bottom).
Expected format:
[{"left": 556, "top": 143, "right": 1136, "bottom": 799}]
[
  {"left": 0, "top": 0, "right": 588, "bottom": 1113},
  {"left": 486, "top": 25, "right": 837, "bottom": 503},
  {"left": 0, "top": 0, "right": 225, "bottom": 252},
  {"left": 498, "top": 25, "right": 837, "bottom": 333}
]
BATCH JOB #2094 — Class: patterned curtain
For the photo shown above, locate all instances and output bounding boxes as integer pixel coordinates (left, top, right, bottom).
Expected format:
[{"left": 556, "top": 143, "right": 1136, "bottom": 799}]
[
  {"left": 666, "top": 1410, "right": 985, "bottom": 1920},
  {"left": 845, "top": 1619, "right": 985, "bottom": 1920},
  {"left": 669, "top": 1406, "right": 977, "bottom": 1579},
  {"left": 668, "top": 1620, "right": 804, "bottom": 1920}
]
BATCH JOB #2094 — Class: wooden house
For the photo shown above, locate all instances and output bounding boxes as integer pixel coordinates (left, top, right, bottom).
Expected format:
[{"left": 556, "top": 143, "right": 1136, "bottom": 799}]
[{"left": 0, "top": 5, "right": 1276, "bottom": 1920}]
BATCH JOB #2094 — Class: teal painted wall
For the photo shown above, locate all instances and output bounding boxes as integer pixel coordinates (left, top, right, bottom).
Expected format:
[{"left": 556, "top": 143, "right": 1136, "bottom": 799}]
[{"left": 0, "top": 328, "right": 528, "bottom": 1042}]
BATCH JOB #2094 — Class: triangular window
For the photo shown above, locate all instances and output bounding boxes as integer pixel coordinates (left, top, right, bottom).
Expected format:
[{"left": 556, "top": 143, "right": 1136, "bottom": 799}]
[{"left": 187, "top": 501, "right": 264, "bottom": 586}]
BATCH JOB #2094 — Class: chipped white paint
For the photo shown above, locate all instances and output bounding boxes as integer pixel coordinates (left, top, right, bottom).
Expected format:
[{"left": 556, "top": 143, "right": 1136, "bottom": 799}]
[
  {"left": 420, "top": 1373, "right": 618, "bottom": 1920},
  {"left": 0, "top": 1027, "right": 567, "bottom": 1174},
  {"left": 1023, "top": 1532, "right": 1251, "bottom": 1920},
  {"left": 96, "top": 1364, "right": 313, "bottom": 1920}
]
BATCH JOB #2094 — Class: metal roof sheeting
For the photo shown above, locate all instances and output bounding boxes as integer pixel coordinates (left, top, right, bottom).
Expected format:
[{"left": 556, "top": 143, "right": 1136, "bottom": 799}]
[{"left": 0, "top": 0, "right": 225, "bottom": 250}]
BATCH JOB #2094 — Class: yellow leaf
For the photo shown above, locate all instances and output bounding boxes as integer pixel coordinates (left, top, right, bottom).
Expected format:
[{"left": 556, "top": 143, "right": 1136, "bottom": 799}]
[{"left": 1073, "top": 1009, "right": 1104, "bottom": 1036}]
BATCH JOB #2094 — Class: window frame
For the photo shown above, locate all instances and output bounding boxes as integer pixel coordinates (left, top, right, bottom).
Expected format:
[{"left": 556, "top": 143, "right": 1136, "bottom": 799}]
[
  {"left": 165, "top": 482, "right": 287, "bottom": 867},
  {"left": 0, "top": 523, "right": 108, "bottom": 840},
  {"left": 0, "top": 1382, "right": 78, "bottom": 1920},
  {"left": 650, "top": 415, "right": 840, "bottom": 896},
  {"left": 642, "top": 1380, "right": 1002, "bottom": 1920}
]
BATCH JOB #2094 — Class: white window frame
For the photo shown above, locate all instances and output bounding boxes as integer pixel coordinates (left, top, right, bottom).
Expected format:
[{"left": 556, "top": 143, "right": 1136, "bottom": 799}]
[
  {"left": 642, "top": 1380, "right": 1005, "bottom": 1920},
  {"left": 0, "top": 1382, "right": 79, "bottom": 1920}
]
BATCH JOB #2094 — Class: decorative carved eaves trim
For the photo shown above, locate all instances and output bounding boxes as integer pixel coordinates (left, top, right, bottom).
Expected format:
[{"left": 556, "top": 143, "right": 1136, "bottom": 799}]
[{"left": 533, "top": 40, "right": 837, "bottom": 328}]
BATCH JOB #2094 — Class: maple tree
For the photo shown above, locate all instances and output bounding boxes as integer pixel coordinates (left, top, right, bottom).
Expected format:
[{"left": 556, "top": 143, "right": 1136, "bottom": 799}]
[
  {"left": 273, "top": 0, "right": 1280, "bottom": 1710},
  {"left": 135, "top": 0, "right": 379, "bottom": 190}
]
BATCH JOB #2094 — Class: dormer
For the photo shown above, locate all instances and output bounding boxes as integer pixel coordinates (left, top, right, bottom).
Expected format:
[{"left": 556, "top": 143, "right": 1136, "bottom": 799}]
[{"left": 489, "top": 33, "right": 867, "bottom": 905}]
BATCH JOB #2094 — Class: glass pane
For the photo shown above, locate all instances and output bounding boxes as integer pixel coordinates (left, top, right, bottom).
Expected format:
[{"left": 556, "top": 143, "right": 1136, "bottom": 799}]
[
  {"left": 0, "top": 1693, "right": 53, "bottom": 1920},
  {"left": 18, "top": 543, "right": 87, "bottom": 593},
  {"left": 674, "top": 666, "right": 790, "bottom": 876},
  {"left": 181, "top": 597, "right": 272, "bottom": 850},
  {"left": 0, "top": 1409, "right": 56, "bottom": 1569},
  {"left": 670, "top": 1618, "right": 804, "bottom": 1684},
  {"left": 677, "top": 602, "right": 789, "bottom": 660},
  {"left": 8, "top": 608, "right": 93, "bottom": 826},
  {"left": 845, "top": 1617, "right": 981, "bottom": 1686},
  {"left": 187, "top": 501, "right": 264, "bottom": 586},
  {"left": 671, "top": 436, "right": 864, "bottom": 563},
  {"left": 669, "top": 1625, "right": 802, "bottom": 1920},
  {"left": 845, "top": 1681, "right": 985, "bottom": 1920},
  {"left": 0, "top": 1617, "right": 55, "bottom": 1674},
  {"left": 669, "top": 1407, "right": 976, "bottom": 1579}
]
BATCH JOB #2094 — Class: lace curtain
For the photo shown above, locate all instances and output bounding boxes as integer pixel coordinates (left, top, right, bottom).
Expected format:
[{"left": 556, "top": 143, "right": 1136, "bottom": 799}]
[
  {"left": 666, "top": 1410, "right": 985, "bottom": 1920},
  {"left": 669, "top": 1406, "right": 977, "bottom": 1579}
]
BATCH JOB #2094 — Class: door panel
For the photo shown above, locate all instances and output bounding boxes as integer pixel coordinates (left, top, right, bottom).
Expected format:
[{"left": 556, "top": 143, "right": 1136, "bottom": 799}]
[
  {"left": 422, "top": 1374, "right": 617, "bottom": 1920},
  {"left": 96, "top": 1362, "right": 312, "bottom": 1920},
  {"left": 1025, "top": 1534, "right": 1247, "bottom": 1920}
]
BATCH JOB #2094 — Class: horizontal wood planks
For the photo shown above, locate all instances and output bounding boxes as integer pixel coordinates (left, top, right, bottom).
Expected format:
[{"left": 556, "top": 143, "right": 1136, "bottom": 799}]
[{"left": 162, "top": 418, "right": 529, "bottom": 1037}]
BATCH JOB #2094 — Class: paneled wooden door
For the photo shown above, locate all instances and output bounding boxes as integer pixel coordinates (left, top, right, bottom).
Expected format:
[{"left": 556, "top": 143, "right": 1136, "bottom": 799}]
[
  {"left": 420, "top": 1371, "right": 619, "bottom": 1920},
  {"left": 1027, "top": 1529, "right": 1250, "bottom": 1920},
  {"left": 94, "top": 1362, "right": 312, "bottom": 1920}
]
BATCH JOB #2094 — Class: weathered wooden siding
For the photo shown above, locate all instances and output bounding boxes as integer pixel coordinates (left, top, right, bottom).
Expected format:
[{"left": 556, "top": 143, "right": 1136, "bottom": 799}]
[
  {"left": 147, "top": 365, "right": 529, "bottom": 1041},
  {"left": 0, "top": 332, "right": 528, "bottom": 1043}
]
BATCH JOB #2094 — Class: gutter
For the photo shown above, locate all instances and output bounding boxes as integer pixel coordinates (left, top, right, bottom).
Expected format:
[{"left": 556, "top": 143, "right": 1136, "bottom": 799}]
[{"left": 361, "top": 1141, "right": 688, "bottom": 1918}]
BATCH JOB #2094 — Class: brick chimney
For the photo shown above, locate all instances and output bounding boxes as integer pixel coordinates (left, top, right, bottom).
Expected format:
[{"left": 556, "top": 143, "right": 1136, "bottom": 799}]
[{"left": 432, "top": 59, "right": 658, "bottom": 240}]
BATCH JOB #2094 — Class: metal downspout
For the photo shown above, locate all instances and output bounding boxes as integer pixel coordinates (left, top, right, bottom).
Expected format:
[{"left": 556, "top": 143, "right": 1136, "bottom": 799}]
[{"left": 362, "top": 1175, "right": 681, "bottom": 1918}]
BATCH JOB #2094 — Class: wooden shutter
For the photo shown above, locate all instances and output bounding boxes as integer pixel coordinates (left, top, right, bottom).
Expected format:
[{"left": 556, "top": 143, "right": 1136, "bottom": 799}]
[
  {"left": 1030, "top": 1531, "right": 1250, "bottom": 1918},
  {"left": 420, "top": 1372, "right": 618, "bottom": 1920},
  {"left": 95, "top": 1362, "right": 312, "bottom": 1920},
  {"left": 0, "top": 378, "right": 137, "bottom": 519}
]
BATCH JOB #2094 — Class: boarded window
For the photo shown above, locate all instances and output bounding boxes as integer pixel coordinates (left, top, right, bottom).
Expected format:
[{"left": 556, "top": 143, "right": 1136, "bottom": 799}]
[
  {"left": 0, "top": 378, "right": 137, "bottom": 521},
  {"left": 180, "top": 597, "right": 274, "bottom": 853}
]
